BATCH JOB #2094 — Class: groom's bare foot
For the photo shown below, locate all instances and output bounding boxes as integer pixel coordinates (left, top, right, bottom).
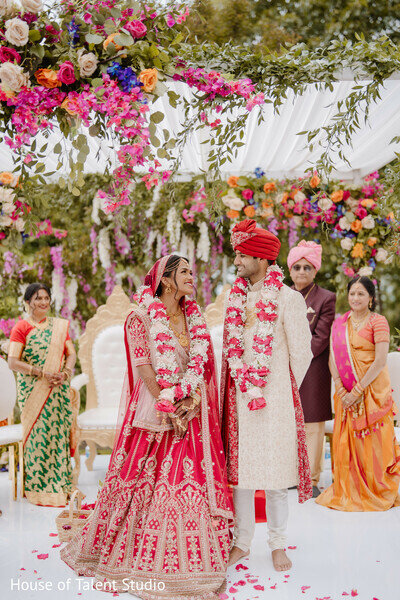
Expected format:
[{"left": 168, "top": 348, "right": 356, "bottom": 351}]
[
  {"left": 272, "top": 549, "right": 292, "bottom": 571},
  {"left": 227, "top": 545, "right": 249, "bottom": 567}
]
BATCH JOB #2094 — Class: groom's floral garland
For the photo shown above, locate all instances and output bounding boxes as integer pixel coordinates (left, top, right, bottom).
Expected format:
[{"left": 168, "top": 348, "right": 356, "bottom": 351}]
[
  {"left": 136, "top": 286, "right": 209, "bottom": 413},
  {"left": 226, "top": 265, "right": 284, "bottom": 411}
]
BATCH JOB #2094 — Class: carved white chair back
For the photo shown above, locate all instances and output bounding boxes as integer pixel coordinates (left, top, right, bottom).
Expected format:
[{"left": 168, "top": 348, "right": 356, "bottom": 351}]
[
  {"left": 0, "top": 356, "right": 17, "bottom": 421},
  {"left": 92, "top": 325, "right": 127, "bottom": 409}
]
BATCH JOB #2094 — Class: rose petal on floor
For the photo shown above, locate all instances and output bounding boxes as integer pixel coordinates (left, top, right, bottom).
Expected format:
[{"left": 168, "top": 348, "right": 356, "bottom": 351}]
[
  {"left": 49, "top": 533, "right": 58, "bottom": 537},
  {"left": 254, "top": 585, "right": 264, "bottom": 591},
  {"left": 287, "top": 546, "right": 297, "bottom": 549},
  {"left": 235, "top": 563, "right": 249, "bottom": 571},
  {"left": 52, "top": 544, "right": 62, "bottom": 548},
  {"left": 37, "top": 554, "right": 49, "bottom": 560},
  {"left": 351, "top": 591, "right": 358, "bottom": 597}
]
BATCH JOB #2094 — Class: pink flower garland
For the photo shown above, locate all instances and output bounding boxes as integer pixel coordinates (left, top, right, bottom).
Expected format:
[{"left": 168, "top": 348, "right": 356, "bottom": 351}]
[
  {"left": 225, "top": 265, "right": 284, "bottom": 411},
  {"left": 136, "top": 285, "right": 209, "bottom": 413}
]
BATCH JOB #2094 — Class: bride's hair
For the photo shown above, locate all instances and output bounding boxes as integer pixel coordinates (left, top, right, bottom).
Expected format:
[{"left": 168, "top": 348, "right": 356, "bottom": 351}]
[{"left": 155, "top": 255, "right": 189, "bottom": 297}]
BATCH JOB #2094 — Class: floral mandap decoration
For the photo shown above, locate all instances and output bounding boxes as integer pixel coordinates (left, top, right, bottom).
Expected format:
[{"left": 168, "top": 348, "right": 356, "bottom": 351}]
[{"left": 220, "top": 170, "right": 397, "bottom": 277}]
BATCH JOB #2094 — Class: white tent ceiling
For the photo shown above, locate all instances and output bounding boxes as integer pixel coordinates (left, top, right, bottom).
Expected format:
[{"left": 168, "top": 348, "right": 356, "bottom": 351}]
[{"left": 1, "top": 79, "right": 400, "bottom": 181}]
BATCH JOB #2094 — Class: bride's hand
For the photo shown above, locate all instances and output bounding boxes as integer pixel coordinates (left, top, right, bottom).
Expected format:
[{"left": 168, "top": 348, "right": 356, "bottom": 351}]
[
  {"left": 174, "top": 396, "right": 199, "bottom": 418},
  {"left": 169, "top": 413, "right": 188, "bottom": 438}
]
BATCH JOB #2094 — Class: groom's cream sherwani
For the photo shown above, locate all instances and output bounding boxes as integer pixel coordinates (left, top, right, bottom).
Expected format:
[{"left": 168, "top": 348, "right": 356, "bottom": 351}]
[{"left": 236, "top": 280, "right": 312, "bottom": 489}]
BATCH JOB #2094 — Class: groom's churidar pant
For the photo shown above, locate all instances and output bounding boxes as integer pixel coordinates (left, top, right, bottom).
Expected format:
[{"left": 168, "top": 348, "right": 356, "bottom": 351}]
[
  {"left": 305, "top": 421, "right": 325, "bottom": 486},
  {"left": 233, "top": 487, "right": 288, "bottom": 552}
]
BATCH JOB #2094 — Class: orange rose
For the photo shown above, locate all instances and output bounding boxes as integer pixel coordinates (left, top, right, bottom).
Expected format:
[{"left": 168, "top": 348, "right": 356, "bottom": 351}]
[
  {"left": 139, "top": 68, "right": 158, "bottom": 92},
  {"left": 263, "top": 182, "right": 276, "bottom": 193},
  {"left": 244, "top": 205, "right": 255, "bottom": 218},
  {"left": 0, "top": 172, "right": 14, "bottom": 185},
  {"left": 350, "top": 220, "right": 362, "bottom": 233},
  {"left": 262, "top": 199, "right": 273, "bottom": 209},
  {"left": 309, "top": 174, "right": 320, "bottom": 188},
  {"left": 361, "top": 198, "right": 375, "bottom": 208},
  {"left": 35, "top": 68, "right": 62, "bottom": 88},
  {"left": 331, "top": 190, "right": 344, "bottom": 203},
  {"left": 61, "top": 97, "right": 78, "bottom": 116},
  {"left": 367, "top": 237, "right": 377, "bottom": 247},
  {"left": 351, "top": 242, "right": 364, "bottom": 258},
  {"left": 387, "top": 212, "right": 394, "bottom": 220},
  {"left": 103, "top": 33, "right": 123, "bottom": 51},
  {"left": 227, "top": 176, "right": 239, "bottom": 188},
  {"left": 226, "top": 209, "right": 239, "bottom": 219}
]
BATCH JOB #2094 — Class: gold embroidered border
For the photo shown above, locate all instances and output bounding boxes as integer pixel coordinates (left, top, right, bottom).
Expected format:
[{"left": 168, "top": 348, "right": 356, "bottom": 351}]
[
  {"left": 21, "top": 318, "right": 69, "bottom": 447},
  {"left": 26, "top": 490, "right": 68, "bottom": 507}
]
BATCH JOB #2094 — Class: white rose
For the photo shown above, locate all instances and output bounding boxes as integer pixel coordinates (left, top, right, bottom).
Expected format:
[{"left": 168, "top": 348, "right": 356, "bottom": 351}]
[
  {"left": 0, "top": 61, "right": 28, "bottom": 92},
  {"left": 0, "top": 0, "right": 13, "bottom": 17},
  {"left": 375, "top": 248, "right": 388, "bottom": 263},
  {"left": 20, "top": 0, "right": 42, "bottom": 13},
  {"left": 339, "top": 216, "right": 351, "bottom": 231},
  {"left": 222, "top": 190, "right": 244, "bottom": 211},
  {"left": 14, "top": 217, "right": 25, "bottom": 232},
  {"left": 2, "top": 201, "right": 15, "bottom": 214},
  {"left": 318, "top": 197, "right": 333, "bottom": 211},
  {"left": 293, "top": 190, "right": 306, "bottom": 203},
  {"left": 5, "top": 18, "right": 30, "bottom": 47},
  {"left": 275, "top": 192, "right": 287, "bottom": 204},
  {"left": 0, "top": 187, "right": 15, "bottom": 203},
  {"left": 0, "top": 215, "right": 12, "bottom": 227},
  {"left": 358, "top": 266, "right": 373, "bottom": 277},
  {"left": 340, "top": 238, "right": 353, "bottom": 251},
  {"left": 77, "top": 49, "right": 98, "bottom": 78},
  {"left": 361, "top": 215, "right": 375, "bottom": 229}
]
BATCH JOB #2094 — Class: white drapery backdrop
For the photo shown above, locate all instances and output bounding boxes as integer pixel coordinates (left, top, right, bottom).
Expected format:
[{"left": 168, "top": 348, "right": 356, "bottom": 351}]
[{"left": 2, "top": 79, "right": 400, "bottom": 181}]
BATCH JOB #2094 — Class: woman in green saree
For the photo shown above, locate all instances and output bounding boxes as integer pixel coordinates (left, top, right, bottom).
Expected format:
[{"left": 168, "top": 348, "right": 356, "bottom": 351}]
[{"left": 8, "top": 283, "right": 77, "bottom": 507}]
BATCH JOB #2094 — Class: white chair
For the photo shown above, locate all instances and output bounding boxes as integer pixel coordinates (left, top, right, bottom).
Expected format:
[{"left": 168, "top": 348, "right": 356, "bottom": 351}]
[
  {"left": 0, "top": 356, "right": 23, "bottom": 500},
  {"left": 387, "top": 351, "right": 400, "bottom": 439},
  {"left": 71, "top": 286, "right": 133, "bottom": 480}
]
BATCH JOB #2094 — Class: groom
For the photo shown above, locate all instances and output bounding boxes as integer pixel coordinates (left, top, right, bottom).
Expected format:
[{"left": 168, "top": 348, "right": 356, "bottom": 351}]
[{"left": 220, "top": 219, "right": 313, "bottom": 572}]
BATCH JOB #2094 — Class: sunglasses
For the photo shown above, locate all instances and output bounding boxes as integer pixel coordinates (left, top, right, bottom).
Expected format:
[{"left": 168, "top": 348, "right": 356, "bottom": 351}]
[{"left": 292, "top": 264, "right": 313, "bottom": 272}]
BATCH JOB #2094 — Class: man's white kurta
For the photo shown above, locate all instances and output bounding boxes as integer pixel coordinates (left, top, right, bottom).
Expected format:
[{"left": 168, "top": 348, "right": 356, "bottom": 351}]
[{"left": 236, "top": 280, "right": 312, "bottom": 490}]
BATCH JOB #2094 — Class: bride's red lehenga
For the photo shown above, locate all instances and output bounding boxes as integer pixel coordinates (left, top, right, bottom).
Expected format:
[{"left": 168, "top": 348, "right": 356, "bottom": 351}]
[{"left": 61, "top": 257, "right": 234, "bottom": 600}]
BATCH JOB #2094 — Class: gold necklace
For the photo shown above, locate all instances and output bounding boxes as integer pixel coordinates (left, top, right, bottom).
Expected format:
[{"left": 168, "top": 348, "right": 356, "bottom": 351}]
[
  {"left": 27, "top": 316, "right": 48, "bottom": 329},
  {"left": 350, "top": 311, "right": 370, "bottom": 331},
  {"left": 169, "top": 319, "right": 189, "bottom": 348},
  {"left": 167, "top": 307, "right": 183, "bottom": 324}
]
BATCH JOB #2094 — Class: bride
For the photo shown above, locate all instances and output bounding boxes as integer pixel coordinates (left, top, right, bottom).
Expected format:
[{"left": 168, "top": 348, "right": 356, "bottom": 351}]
[{"left": 61, "top": 255, "right": 233, "bottom": 599}]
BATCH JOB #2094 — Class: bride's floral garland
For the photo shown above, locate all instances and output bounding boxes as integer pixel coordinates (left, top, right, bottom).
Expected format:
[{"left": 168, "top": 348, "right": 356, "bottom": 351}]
[
  {"left": 136, "top": 285, "right": 210, "bottom": 412},
  {"left": 226, "top": 265, "right": 284, "bottom": 411}
]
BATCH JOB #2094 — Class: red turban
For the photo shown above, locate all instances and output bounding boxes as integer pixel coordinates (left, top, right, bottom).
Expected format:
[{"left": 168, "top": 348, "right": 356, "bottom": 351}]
[{"left": 231, "top": 219, "right": 281, "bottom": 260}]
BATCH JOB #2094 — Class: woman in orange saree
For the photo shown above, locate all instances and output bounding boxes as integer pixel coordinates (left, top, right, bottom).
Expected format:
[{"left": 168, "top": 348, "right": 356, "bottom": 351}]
[{"left": 317, "top": 276, "right": 400, "bottom": 511}]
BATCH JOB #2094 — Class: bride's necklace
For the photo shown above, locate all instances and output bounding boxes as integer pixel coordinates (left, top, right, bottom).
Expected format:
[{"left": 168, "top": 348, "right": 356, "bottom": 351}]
[
  {"left": 169, "top": 318, "right": 189, "bottom": 348},
  {"left": 350, "top": 310, "right": 370, "bottom": 331},
  {"left": 167, "top": 307, "right": 182, "bottom": 324}
]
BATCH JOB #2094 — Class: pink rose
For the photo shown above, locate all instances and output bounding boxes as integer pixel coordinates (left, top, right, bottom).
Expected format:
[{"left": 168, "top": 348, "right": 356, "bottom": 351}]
[
  {"left": 355, "top": 206, "right": 368, "bottom": 219},
  {"left": 57, "top": 61, "right": 75, "bottom": 85},
  {"left": 0, "top": 46, "right": 21, "bottom": 63},
  {"left": 166, "top": 14, "right": 175, "bottom": 27},
  {"left": 242, "top": 188, "right": 253, "bottom": 200},
  {"left": 125, "top": 19, "right": 147, "bottom": 38}
]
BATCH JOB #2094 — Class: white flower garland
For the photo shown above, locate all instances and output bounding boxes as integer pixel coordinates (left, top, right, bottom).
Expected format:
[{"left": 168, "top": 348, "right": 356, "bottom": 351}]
[
  {"left": 136, "top": 286, "right": 210, "bottom": 412},
  {"left": 225, "top": 265, "right": 284, "bottom": 411}
]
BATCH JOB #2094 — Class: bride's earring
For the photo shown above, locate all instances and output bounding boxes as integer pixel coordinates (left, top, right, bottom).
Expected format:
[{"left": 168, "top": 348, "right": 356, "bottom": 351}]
[{"left": 165, "top": 284, "right": 172, "bottom": 294}]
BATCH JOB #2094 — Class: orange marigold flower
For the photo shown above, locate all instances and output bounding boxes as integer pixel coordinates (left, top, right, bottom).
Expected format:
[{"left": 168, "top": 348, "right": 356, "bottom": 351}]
[
  {"left": 351, "top": 242, "right": 364, "bottom": 258},
  {"left": 244, "top": 205, "right": 255, "bottom": 217},
  {"left": 227, "top": 176, "right": 239, "bottom": 188},
  {"left": 139, "top": 68, "right": 158, "bottom": 92},
  {"left": 226, "top": 209, "right": 240, "bottom": 219},
  {"left": 350, "top": 219, "right": 362, "bottom": 233},
  {"left": 309, "top": 174, "right": 320, "bottom": 188},
  {"left": 367, "top": 237, "right": 377, "bottom": 246},
  {"left": 103, "top": 33, "right": 123, "bottom": 51},
  {"left": 0, "top": 172, "right": 14, "bottom": 185},
  {"left": 263, "top": 182, "right": 276, "bottom": 193},
  {"left": 34, "top": 68, "right": 61, "bottom": 88},
  {"left": 387, "top": 212, "right": 394, "bottom": 220},
  {"left": 331, "top": 190, "right": 344, "bottom": 203}
]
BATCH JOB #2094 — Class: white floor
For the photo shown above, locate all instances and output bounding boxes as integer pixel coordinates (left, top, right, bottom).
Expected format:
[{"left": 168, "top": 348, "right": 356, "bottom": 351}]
[{"left": 1, "top": 450, "right": 399, "bottom": 600}]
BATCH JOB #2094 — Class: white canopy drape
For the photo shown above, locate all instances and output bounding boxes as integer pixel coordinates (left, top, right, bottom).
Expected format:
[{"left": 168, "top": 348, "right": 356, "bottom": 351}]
[{"left": 1, "top": 79, "right": 400, "bottom": 181}]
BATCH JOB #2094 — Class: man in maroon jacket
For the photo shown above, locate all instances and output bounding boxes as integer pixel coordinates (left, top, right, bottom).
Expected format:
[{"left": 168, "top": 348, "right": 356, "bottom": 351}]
[{"left": 287, "top": 241, "right": 336, "bottom": 497}]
